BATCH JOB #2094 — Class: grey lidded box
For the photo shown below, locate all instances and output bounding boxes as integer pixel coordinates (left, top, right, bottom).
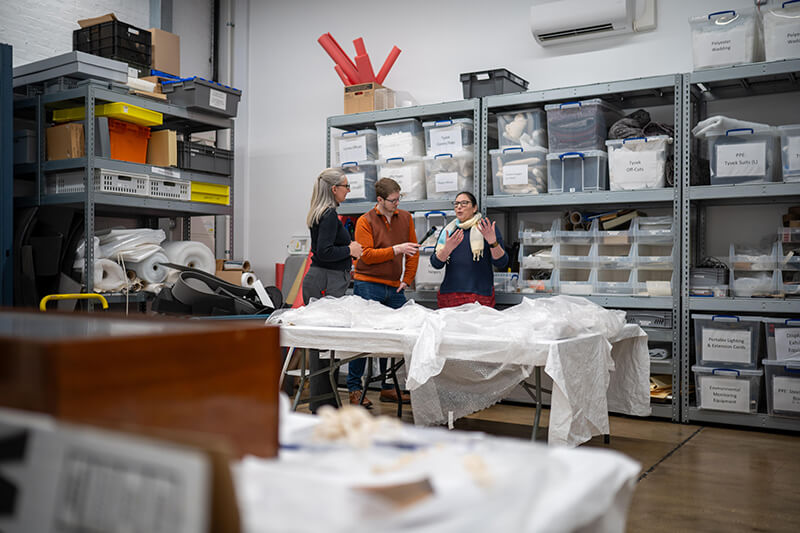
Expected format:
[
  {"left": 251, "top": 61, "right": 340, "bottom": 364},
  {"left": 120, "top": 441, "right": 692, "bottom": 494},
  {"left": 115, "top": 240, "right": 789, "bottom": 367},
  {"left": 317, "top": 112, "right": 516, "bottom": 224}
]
[
  {"left": 13, "top": 51, "right": 128, "bottom": 88},
  {"left": 161, "top": 77, "right": 242, "bottom": 117}
]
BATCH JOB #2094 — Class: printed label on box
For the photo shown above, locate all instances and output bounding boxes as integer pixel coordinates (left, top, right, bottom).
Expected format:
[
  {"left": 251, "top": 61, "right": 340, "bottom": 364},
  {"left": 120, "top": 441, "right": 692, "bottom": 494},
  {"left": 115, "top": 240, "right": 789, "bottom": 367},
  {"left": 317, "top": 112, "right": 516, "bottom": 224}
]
[
  {"left": 694, "top": 25, "right": 747, "bottom": 67},
  {"left": 434, "top": 172, "right": 458, "bottom": 193},
  {"left": 773, "top": 376, "right": 800, "bottom": 413},
  {"left": 430, "top": 127, "right": 463, "bottom": 154},
  {"left": 209, "top": 88, "right": 227, "bottom": 111},
  {"left": 382, "top": 166, "right": 412, "bottom": 195},
  {"left": 503, "top": 164, "right": 528, "bottom": 186},
  {"left": 338, "top": 137, "right": 367, "bottom": 164},
  {"left": 788, "top": 136, "right": 800, "bottom": 172},
  {"left": 611, "top": 150, "right": 659, "bottom": 186},
  {"left": 701, "top": 375, "right": 750, "bottom": 413},
  {"left": 775, "top": 327, "right": 800, "bottom": 360},
  {"left": 347, "top": 172, "right": 365, "bottom": 199},
  {"left": 716, "top": 142, "right": 766, "bottom": 178},
  {"left": 701, "top": 327, "right": 752, "bottom": 363},
  {"left": 770, "top": 28, "right": 800, "bottom": 61},
  {"left": 151, "top": 166, "right": 181, "bottom": 179}
]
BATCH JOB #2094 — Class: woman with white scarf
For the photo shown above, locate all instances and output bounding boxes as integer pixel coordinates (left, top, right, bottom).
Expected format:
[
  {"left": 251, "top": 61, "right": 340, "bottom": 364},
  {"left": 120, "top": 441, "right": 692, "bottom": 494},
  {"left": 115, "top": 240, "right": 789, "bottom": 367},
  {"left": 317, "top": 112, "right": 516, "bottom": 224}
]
[{"left": 431, "top": 191, "right": 508, "bottom": 308}]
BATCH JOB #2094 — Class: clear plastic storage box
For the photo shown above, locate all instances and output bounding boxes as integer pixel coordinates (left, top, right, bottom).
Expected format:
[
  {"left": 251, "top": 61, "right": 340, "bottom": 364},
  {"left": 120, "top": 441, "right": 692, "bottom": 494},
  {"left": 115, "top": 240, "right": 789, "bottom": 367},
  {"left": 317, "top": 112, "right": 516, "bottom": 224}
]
[
  {"left": 544, "top": 99, "right": 623, "bottom": 152},
  {"left": 692, "top": 365, "right": 763, "bottom": 413},
  {"left": 595, "top": 269, "right": 635, "bottom": 295},
  {"left": 547, "top": 150, "right": 608, "bottom": 193},
  {"left": 778, "top": 125, "right": 800, "bottom": 182},
  {"left": 634, "top": 216, "right": 674, "bottom": 244},
  {"left": 636, "top": 243, "right": 674, "bottom": 270},
  {"left": 635, "top": 270, "right": 673, "bottom": 297},
  {"left": 763, "top": 2, "right": 800, "bottom": 62},
  {"left": 496, "top": 108, "right": 547, "bottom": 150},
  {"left": 595, "top": 243, "right": 635, "bottom": 269},
  {"left": 377, "top": 156, "right": 426, "bottom": 201},
  {"left": 693, "top": 314, "right": 763, "bottom": 369},
  {"left": 519, "top": 271, "right": 557, "bottom": 294},
  {"left": 708, "top": 128, "right": 780, "bottom": 185},
  {"left": 763, "top": 358, "right": 800, "bottom": 418},
  {"left": 606, "top": 136, "right": 672, "bottom": 190},
  {"left": 731, "top": 269, "right": 781, "bottom": 298},
  {"left": 689, "top": 8, "right": 763, "bottom": 70},
  {"left": 729, "top": 243, "right": 778, "bottom": 271},
  {"left": 556, "top": 268, "right": 594, "bottom": 296},
  {"left": 340, "top": 160, "right": 378, "bottom": 203},
  {"left": 423, "top": 152, "right": 474, "bottom": 200},
  {"left": 376, "top": 118, "right": 424, "bottom": 160},
  {"left": 333, "top": 129, "right": 378, "bottom": 166},
  {"left": 555, "top": 243, "right": 593, "bottom": 269},
  {"left": 519, "top": 219, "right": 559, "bottom": 245},
  {"left": 763, "top": 318, "right": 800, "bottom": 361},
  {"left": 416, "top": 247, "right": 445, "bottom": 290},
  {"left": 422, "top": 119, "right": 474, "bottom": 155},
  {"left": 490, "top": 147, "right": 547, "bottom": 195}
]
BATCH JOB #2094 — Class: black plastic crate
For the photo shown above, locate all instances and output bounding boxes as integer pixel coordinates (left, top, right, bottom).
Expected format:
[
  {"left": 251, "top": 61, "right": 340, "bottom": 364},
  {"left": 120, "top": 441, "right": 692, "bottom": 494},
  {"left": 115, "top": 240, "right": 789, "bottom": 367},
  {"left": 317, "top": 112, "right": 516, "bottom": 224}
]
[
  {"left": 177, "top": 141, "right": 233, "bottom": 176},
  {"left": 73, "top": 21, "right": 151, "bottom": 67},
  {"left": 460, "top": 69, "right": 528, "bottom": 99}
]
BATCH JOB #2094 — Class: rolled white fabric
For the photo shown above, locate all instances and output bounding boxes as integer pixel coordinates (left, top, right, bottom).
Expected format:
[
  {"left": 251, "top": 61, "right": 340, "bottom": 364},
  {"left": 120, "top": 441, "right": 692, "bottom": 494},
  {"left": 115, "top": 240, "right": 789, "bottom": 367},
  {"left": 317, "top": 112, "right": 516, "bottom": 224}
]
[
  {"left": 241, "top": 272, "right": 256, "bottom": 287},
  {"left": 162, "top": 241, "right": 216, "bottom": 274},
  {"left": 92, "top": 259, "right": 128, "bottom": 292},
  {"left": 127, "top": 251, "right": 170, "bottom": 284}
]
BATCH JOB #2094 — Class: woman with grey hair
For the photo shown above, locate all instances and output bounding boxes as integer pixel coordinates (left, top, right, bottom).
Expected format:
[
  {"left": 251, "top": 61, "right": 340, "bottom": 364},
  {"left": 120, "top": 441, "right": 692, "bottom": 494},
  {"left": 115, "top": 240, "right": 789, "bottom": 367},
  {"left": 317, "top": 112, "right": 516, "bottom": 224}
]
[{"left": 303, "top": 168, "right": 362, "bottom": 412}]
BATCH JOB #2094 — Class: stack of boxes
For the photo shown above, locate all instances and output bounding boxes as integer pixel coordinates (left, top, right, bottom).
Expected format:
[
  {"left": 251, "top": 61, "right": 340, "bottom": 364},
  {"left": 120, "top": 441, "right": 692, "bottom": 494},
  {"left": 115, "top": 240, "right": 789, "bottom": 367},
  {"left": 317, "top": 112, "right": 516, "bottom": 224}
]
[
  {"left": 421, "top": 118, "right": 475, "bottom": 201},
  {"left": 334, "top": 129, "right": 379, "bottom": 203},
  {"left": 375, "top": 119, "right": 426, "bottom": 201}
]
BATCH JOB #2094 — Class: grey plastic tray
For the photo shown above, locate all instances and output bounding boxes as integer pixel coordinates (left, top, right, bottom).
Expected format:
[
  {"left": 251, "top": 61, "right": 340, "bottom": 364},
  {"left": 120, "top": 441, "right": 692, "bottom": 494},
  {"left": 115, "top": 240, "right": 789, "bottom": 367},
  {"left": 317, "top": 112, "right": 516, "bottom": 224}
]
[{"left": 13, "top": 51, "right": 128, "bottom": 88}]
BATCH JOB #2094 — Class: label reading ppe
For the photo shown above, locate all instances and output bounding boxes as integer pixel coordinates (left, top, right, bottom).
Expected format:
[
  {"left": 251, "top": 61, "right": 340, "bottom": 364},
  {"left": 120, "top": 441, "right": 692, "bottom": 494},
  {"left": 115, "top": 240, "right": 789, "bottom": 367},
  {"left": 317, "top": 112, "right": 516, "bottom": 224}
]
[
  {"left": 430, "top": 126, "right": 463, "bottom": 154},
  {"left": 775, "top": 327, "right": 800, "bottom": 360},
  {"left": 788, "top": 136, "right": 800, "bottom": 172},
  {"left": 611, "top": 150, "right": 659, "bottom": 186},
  {"left": 338, "top": 136, "right": 367, "bottom": 164},
  {"left": 773, "top": 376, "right": 800, "bottom": 413},
  {"left": 502, "top": 164, "right": 528, "bottom": 186},
  {"left": 701, "top": 327, "right": 751, "bottom": 364},
  {"left": 716, "top": 142, "right": 766, "bottom": 178},
  {"left": 209, "top": 88, "right": 227, "bottom": 110},
  {"left": 700, "top": 375, "right": 750, "bottom": 413},
  {"left": 434, "top": 172, "right": 458, "bottom": 193},
  {"left": 694, "top": 25, "right": 747, "bottom": 67},
  {"left": 347, "top": 172, "right": 366, "bottom": 199}
]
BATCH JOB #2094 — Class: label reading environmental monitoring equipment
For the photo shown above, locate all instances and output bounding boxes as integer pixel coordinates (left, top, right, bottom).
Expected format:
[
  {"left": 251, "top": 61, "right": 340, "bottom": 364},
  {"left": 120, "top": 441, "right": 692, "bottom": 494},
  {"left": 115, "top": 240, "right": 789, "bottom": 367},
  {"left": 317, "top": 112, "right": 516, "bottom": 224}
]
[
  {"left": 700, "top": 375, "right": 750, "bottom": 413},
  {"left": 701, "top": 328, "right": 751, "bottom": 363},
  {"left": 209, "top": 88, "right": 227, "bottom": 111},
  {"left": 503, "top": 164, "right": 528, "bottom": 186},
  {"left": 773, "top": 376, "right": 800, "bottom": 413},
  {"left": 694, "top": 25, "right": 747, "bottom": 67},
  {"left": 716, "top": 143, "right": 766, "bottom": 178},
  {"left": 434, "top": 172, "right": 458, "bottom": 193}
]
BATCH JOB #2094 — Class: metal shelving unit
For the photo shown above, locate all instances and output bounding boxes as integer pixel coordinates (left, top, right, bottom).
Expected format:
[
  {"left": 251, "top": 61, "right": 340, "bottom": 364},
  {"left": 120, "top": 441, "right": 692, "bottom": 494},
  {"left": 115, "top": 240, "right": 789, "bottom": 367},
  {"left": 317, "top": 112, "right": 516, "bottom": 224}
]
[
  {"left": 13, "top": 78, "right": 234, "bottom": 302},
  {"left": 482, "top": 74, "right": 683, "bottom": 421},
  {"left": 681, "top": 60, "right": 800, "bottom": 430}
]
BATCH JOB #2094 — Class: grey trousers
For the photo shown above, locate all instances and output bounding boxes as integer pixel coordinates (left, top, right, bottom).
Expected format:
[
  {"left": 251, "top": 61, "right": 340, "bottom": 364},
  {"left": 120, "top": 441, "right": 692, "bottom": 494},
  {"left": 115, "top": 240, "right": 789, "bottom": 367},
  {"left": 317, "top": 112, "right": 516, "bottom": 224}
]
[{"left": 302, "top": 265, "right": 350, "bottom": 412}]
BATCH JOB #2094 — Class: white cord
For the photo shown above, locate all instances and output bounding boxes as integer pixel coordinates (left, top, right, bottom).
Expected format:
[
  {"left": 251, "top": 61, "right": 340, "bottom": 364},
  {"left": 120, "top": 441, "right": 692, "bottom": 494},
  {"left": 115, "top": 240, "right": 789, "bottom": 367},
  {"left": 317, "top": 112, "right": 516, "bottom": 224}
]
[{"left": 117, "top": 253, "right": 129, "bottom": 316}]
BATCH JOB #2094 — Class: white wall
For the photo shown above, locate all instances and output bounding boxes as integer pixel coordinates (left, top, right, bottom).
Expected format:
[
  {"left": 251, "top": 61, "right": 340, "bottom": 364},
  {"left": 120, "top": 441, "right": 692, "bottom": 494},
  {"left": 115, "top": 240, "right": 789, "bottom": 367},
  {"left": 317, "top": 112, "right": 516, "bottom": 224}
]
[{"left": 244, "top": 0, "right": 771, "bottom": 285}]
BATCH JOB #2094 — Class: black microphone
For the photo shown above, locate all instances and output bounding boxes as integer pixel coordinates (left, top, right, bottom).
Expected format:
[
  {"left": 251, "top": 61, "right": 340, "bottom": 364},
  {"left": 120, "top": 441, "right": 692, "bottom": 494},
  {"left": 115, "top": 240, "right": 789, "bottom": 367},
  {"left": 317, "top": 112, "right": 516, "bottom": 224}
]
[{"left": 418, "top": 226, "right": 438, "bottom": 245}]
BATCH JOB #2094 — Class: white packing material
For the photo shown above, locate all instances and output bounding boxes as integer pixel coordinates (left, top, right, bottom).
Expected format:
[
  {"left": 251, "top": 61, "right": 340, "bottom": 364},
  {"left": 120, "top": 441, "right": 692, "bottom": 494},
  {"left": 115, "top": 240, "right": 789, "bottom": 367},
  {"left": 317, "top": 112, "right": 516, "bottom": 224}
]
[
  {"left": 114, "top": 243, "right": 164, "bottom": 263},
  {"left": 72, "top": 236, "right": 100, "bottom": 269},
  {"left": 88, "top": 259, "right": 128, "bottom": 292},
  {"left": 126, "top": 250, "right": 171, "bottom": 284},
  {"left": 691, "top": 115, "right": 772, "bottom": 139},
  {"left": 97, "top": 228, "right": 166, "bottom": 259},
  {"left": 162, "top": 240, "right": 216, "bottom": 273}
]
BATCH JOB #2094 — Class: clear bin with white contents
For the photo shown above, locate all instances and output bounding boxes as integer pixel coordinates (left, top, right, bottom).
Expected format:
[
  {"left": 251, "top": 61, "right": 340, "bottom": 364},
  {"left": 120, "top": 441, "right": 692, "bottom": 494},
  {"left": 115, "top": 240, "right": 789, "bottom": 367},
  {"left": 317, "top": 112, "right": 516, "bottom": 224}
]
[
  {"left": 778, "top": 125, "right": 800, "bottom": 182},
  {"left": 490, "top": 147, "right": 547, "bottom": 195},
  {"left": 340, "top": 160, "right": 378, "bottom": 203},
  {"left": 763, "top": 358, "right": 800, "bottom": 418},
  {"left": 376, "top": 118, "right": 425, "bottom": 159},
  {"left": 606, "top": 136, "right": 672, "bottom": 190},
  {"left": 422, "top": 119, "right": 474, "bottom": 155},
  {"left": 693, "top": 314, "right": 763, "bottom": 369},
  {"left": 763, "top": 318, "right": 800, "bottom": 361},
  {"left": 332, "top": 129, "right": 377, "bottom": 166},
  {"left": 544, "top": 99, "right": 623, "bottom": 151},
  {"left": 496, "top": 108, "right": 547, "bottom": 150},
  {"left": 547, "top": 150, "right": 608, "bottom": 193},
  {"left": 731, "top": 269, "right": 781, "bottom": 298},
  {"left": 708, "top": 128, "right": 780, "bottom": 185},
  {"left": 423, "top": 152, "right": 474, "bottom": 200},
  {"left": 689, "top": 8, "right": 763, "bottom": 70},
  {"left": 763, "top": 2, "right": 800, "bottom": 62},
  {"left": 377, "top": 156, "right": 426, "bottom": 201},
  {"left": 692, "top": 365, "right": 763, "bottom": 413}
]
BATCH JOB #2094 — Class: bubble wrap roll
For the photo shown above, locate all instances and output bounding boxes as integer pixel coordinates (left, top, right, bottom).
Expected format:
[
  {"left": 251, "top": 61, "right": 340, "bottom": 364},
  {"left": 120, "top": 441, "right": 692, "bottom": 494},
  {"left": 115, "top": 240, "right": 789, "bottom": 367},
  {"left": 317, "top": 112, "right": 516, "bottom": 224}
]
[
  {"left": 127, "top": 251, "right": 171, "bottom": 284},
  {"left": 162, "top": 241, "right": 216, "bottom": 274},
  {"left": 92, "top": 259, "right": 128, "bottom": 292}
]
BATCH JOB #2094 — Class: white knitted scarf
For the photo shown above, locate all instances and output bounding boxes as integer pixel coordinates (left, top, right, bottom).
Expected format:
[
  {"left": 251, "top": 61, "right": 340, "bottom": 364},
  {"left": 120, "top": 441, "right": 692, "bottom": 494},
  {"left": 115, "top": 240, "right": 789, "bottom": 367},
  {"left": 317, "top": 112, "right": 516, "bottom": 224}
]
[{"left": 435, "top": 213, "right": 484, "bottom": 261}]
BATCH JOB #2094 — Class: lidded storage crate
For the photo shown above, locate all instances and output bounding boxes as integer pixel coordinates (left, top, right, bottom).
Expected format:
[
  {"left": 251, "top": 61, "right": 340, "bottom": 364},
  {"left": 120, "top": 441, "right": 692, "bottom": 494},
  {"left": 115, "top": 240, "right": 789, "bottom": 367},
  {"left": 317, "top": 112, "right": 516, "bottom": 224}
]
[
  {"left": 460, "top": 69, "right": 528, "bottom": 99},
  {"left": 422, "top": 119, "right": 474, "bottom": 155},
  {"left": 333, "top": 129, "right": 377, "bottom": 166},
  {"left": 490, "top": 147, "right": 547, "bottom": 195},
  {"left": 693, "top": 314, "right": 763, "bottom": 369},
  {"left": 376, "top": 118, "right": 424, "bottom": 159},
  {"left": 762, "top": 1, "right": 800, "bottom": 62},
  {"left": 377, "top": 156, "right": 426, "bottom": 201},
  {"left": 496, "top": 108, "right": 547, "bottom": 150},
  {"left": 763, "top": 358, "right": 800, "bottom": 418},
  {"left": 177, "top": 141, "right": 233, "bottom": 176},
  {"left": 340, "top": 160, "right": 378, "bottom": 203},
  {"left": 692, "top": 365, "right": 763, "bottom": 413},
  {"left": 162, "top": 77, "right": 242, "bottom": 117},
  {"left": 606, "top": 136, "right": 672, "bottom": 190},
  {"left": 73, "top": 20, "right": 151, "bottom": 71},
  {"left": 544, "top": 99, "right": 623, "bottom": 152},
  {"left": 547, "top": 150, "right": 608, "bottom": 193},
  {"left": 763, "top": 318, "right": 800, "bottom": 361},
  {"left": 778, "top": 125, "right": 800, "bottom": 182},
  {"left": 709, "top": 128, "right": 780, "bottom": 185},
  {"left": 689, "top": 8, "right": 763, "bottom": 70},
  {"left": 423, "top": 152, "right": 474, "bottom": 201}
]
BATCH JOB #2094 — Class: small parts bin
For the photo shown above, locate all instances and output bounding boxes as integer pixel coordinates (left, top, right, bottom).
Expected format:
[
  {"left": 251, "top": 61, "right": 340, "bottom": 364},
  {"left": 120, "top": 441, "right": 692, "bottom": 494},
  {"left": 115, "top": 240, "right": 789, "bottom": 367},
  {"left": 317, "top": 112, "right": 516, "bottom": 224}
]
[
  {"left": 689, "top": 8, "right": 762, "bottom": 70},
  {"left": 108, "top": 118, "right": 150, "bottom": 164},
  {"left": 422, "top": 119, "right": 474, "bottom": 155},
  {"left": 340, "top": 160, "right": 378, "bottom": 203},
  {"left": 544, "top": 99, "right": 622, "bottom": 152},
  {"left": 692, "top": 365, "right": 763, "bottom": 413},
  {"left": 459, "top": 69, "right": 528, "bottom": 99},
  {"left": 490, "top": 147, "right": 547, "bottom": 195},
  {"left": 547, "top": 150, "right": 608, "bottom": 193},
  {"left": 191, "top": 181, "right": 230, "bottom": 205},
  {"left": 763, "top": 358, "right": 800, "bottom": 418},
  {"left": 161, "top": 77, "right": 242, "bottom": 117},
  {"left": 496, "top": 108, "right": 547, "bottom": 150},
  {"left": 709, "top": 128, "right": 780, "bottom": 185},
  {"left": 423, "top": 152, "right": 474, "bottom": 201},
  {"left": 177, "top": 141, "right": 233, "bottom": 176},
  {"left": 693, "top": 314, "right": 762, "bottom": 369},
  {"left": 333, "top": 129, "right": 377, "bottom": 166},
  {"left": 606, "top": 136, "right": 672, "bottom": 190}
]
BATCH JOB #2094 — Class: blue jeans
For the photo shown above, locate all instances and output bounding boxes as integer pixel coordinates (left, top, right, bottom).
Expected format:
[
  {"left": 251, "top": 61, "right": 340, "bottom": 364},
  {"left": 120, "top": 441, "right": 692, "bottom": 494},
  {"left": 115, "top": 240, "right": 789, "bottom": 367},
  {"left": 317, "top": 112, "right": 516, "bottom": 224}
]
[{"left": 347, "top": 280, "right": 406, "bottom": 391}]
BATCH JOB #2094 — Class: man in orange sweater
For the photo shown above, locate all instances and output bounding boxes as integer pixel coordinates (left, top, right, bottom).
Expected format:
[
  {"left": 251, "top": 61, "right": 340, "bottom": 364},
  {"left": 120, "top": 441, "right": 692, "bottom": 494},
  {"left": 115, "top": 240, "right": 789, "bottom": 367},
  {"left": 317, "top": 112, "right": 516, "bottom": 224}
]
[{"left": 348, "top": 178, "right": 420, "bottom": 407}]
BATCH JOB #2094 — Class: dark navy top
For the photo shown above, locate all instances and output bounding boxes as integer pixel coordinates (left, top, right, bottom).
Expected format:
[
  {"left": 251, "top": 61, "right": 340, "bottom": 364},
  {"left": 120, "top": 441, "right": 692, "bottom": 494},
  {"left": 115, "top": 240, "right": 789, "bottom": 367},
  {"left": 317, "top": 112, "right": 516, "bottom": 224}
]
[
  {"left": 310, "top": 208, "right": 352, "bottom": 271},
  {"left": 430, "top": 227, "right": 508, "bottom": 296}
]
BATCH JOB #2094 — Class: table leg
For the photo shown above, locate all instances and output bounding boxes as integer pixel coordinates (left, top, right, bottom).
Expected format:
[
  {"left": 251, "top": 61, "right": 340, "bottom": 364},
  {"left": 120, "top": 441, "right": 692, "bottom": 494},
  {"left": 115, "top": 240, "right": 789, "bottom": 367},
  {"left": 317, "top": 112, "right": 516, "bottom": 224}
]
[
  {"left": 532, "top": 366, "right": 543, "bottom": 441},
  {"left": 329, "top": 350, "right": 341, "bottom": 408},
  {"left": 291, "top": 348, "right": 307, "bottom": 411}
]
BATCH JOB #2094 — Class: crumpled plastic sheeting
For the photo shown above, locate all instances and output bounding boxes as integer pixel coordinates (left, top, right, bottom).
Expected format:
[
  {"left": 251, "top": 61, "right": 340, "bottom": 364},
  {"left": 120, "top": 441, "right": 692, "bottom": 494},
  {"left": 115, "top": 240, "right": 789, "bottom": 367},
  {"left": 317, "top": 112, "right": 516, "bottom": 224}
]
[
  {"left": 691, "top": 115, "right": 772, "bottom": 139},
  {"left": 97, "top": 228, "right": 166, "bottom": 259},
  {"left": 607, "top": 333, "right": 652, "bottom": 417}
]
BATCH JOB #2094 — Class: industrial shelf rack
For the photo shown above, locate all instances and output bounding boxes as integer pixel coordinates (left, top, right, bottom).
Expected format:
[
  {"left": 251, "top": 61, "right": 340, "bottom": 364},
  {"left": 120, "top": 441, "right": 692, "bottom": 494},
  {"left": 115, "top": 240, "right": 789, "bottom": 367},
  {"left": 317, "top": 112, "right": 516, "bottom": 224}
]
[
  {"left": 482, "top": 74, "right": 683, "bottom": 421},
  {"left": 680, "top": 59, "right": 800, "bottom": 431},
  {"left": 13, "top": 78, "right": 234, "bottom": 300}
]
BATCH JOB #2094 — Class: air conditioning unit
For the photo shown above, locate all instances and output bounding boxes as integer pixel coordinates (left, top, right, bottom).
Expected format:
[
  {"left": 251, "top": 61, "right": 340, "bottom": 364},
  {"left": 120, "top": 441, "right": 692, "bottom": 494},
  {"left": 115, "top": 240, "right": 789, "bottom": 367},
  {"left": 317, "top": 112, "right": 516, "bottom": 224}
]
[{"left": 531, "top": 0, "right": 646, "bottom": 46}]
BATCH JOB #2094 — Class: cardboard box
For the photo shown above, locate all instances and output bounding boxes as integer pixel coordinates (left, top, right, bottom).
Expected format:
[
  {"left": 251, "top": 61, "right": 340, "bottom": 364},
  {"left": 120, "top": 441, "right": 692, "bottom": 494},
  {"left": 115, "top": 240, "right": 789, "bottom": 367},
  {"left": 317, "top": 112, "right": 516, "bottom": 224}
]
[
  {"left": 344, "top": 82, "right": 390, "bottom": 114},
  {"left": 215, "top": 270, "right": 244, "bottom": 285},
  {"left": 77, "top": 12, "right": 116, "bottom": 28},
  {"left": 140, "top": 75, "right": 163, "bottom": 93},
  {"left": 46, "top": 123, "right": 84, "bottom": 160},
  {"left": 148, "top": 27, "right": 180, "bottom": 77},
  {"left": 147, "top": 129, "right": 177, "bottom": 166}
]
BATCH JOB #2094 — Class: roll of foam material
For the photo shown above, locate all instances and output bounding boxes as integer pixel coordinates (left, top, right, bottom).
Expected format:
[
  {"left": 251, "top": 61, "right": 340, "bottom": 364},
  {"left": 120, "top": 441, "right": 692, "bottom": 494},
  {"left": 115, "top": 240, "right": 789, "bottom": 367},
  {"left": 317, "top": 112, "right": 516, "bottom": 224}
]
[
  {"left": 128, "top": 251, "right": 170, "bottom": 284},
  {"left": 92, "top": 259, "right": 127, "bottom": 292},
  {"left": 241, "top": 272, "right": 256, "bottom": 287},
  {"left": 224, "top": 260, "right": 251, "bottom": 271},
  {"left": 162, "top": 241, "right": 216, "bottom": 274}
]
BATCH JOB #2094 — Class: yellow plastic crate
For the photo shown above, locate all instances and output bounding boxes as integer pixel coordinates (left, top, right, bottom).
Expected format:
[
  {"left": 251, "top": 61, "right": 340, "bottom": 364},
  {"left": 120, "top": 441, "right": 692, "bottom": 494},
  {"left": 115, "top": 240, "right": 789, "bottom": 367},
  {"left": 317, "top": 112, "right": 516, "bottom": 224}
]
[
  {"left": 52, "top": 102, "right": 163, "bottom": 126},
  {"left": 191, "top": 182, "right": 230, "bottom": 196},
  {"left": 191, "top": 192, "right": 230, "bottom": 205}
]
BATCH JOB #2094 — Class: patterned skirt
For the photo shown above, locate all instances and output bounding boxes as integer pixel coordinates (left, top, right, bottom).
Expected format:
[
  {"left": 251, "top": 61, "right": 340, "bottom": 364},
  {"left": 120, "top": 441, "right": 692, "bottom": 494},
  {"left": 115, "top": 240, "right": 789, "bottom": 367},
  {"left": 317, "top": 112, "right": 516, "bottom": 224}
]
[{"left": 437, "top": 290, "right": 496, "bottom": 309}]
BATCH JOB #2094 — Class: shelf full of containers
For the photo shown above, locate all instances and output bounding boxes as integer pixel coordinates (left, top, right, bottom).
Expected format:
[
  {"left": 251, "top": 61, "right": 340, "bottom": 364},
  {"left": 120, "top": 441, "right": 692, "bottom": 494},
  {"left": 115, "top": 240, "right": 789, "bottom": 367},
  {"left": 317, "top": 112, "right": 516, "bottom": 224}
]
[
  {"left": 679, "top": 6, "right": 800, "bottom": 430},
  {"left": 12, "top": 16, "right": 241, "bottom": 299}
]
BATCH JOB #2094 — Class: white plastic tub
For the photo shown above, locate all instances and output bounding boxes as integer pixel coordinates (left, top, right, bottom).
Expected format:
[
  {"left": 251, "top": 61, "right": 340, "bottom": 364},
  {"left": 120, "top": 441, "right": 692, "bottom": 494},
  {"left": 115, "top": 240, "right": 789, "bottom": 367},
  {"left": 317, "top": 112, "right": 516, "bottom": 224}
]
[
  {"left": 544, "top": 99, "right": 623, "bottom": 152},
  {"left": 423, "top": 152, "right": 474, "bottom": 200},
  {"left": 333, "top": 129, "right": 377, "bottom": 166},
  {"left": 778, "top": 125, "right": 800, "bottom": 182},
  {"left": 377, "top": 156, "right": 426, "bottom": 201},
  {"left": 709, "top": 128, "right": 780, "bottom": 185},
  {"left": 422, "top": 118, "right": 474, "bottom": 155},
  {"left": 547, "top": 150, "right": 608, "bottom": 193},
  {"left": 763, "top": 1, "right": 800, "bottom": 62},
  {"left": 692, "top": 365, "right": 763, "bottom": 413},
  {"left": 490, "top": 146, "right": 547, "bottom": 195},
  {"left": 340, "top": 160, "right": 378, "bottom": 203},
  {"left": 689, "top": 8, "right": 763, "bottom": 70},
  {"left": 376, "top": 118, "right": 424, "bottom": 159},
  {"left": 606, "top": 136, "right": 672, "bottom": 190},
  {"left": 496, "top": 108, "right": 547, "bottom": 150}
]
